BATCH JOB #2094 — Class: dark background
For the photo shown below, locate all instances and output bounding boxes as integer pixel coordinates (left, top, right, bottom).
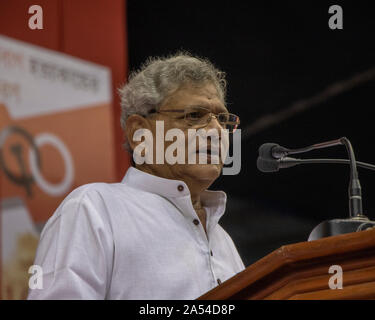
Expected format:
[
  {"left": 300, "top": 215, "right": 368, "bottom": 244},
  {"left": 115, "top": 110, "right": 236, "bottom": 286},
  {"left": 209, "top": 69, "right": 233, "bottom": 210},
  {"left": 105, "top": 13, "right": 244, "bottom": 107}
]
[{"left": 126, "top": 1, "right": 375, "bottom": 266}]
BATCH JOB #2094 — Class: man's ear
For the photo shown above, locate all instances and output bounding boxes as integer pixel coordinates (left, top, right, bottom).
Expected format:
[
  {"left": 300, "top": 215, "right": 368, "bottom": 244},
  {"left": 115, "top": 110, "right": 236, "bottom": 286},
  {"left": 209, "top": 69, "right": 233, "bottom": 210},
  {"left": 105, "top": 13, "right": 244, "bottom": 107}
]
[{"left": 125, "top": 114, "right": 151, "bottom": 151}]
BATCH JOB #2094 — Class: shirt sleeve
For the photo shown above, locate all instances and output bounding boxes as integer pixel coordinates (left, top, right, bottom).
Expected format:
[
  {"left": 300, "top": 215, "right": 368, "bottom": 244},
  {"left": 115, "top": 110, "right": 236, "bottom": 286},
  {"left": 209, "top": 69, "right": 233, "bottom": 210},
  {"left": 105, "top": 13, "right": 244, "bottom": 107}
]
[{"left": 27, "top": 189, "right": 114, "bottom": 300}]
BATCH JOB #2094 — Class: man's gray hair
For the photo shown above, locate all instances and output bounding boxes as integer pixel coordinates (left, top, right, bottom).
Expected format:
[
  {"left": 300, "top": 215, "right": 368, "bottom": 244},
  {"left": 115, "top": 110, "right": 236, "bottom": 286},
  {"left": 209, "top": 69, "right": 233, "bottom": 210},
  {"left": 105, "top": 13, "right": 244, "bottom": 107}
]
[{"left": 118, "top": 52, "right": 227, "bottom": 152}]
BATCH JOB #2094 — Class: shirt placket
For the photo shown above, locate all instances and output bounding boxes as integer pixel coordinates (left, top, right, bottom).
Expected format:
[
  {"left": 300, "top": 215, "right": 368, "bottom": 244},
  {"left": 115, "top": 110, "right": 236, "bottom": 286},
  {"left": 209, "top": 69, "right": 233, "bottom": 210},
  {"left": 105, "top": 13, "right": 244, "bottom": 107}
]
[
  {"left": 166, "top": 184, "right": 223, "bottom": 289},
  {"left": 190, "top": 211, "right": 220, "bottom": 288}
]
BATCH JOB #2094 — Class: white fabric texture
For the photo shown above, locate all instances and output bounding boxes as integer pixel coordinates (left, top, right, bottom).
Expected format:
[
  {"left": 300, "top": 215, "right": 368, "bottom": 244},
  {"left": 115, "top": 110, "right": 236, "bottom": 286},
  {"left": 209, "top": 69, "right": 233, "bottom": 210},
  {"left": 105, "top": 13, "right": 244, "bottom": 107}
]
[{"left": 28, "top": 167, "right": 245, "bottom": 300}]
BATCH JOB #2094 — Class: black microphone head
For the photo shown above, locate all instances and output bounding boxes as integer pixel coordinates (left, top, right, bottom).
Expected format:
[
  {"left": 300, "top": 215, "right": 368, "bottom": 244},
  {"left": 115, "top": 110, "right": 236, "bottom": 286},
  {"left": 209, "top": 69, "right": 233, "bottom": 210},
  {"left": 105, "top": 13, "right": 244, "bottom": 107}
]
[
  {"left": 258, "top": 143, "right": 279, "bottom": 159},
  {"left": 257, "top": 157, "right": 280, "bottom": 172}
]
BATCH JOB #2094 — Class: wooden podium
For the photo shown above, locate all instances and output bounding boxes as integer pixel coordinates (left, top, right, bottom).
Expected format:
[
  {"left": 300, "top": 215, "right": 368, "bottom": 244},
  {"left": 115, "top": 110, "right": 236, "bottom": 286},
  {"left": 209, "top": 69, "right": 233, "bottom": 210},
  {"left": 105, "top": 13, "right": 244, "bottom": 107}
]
[{"left": 199, "top": 228, "right": 375, "bottom": 299}]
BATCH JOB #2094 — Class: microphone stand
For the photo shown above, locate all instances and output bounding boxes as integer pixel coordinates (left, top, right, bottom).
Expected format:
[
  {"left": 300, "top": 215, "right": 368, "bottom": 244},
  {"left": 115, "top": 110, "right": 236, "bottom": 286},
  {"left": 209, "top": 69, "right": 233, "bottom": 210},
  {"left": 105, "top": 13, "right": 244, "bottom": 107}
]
[
  {"left": 305, "top": 137, "right": 374, "bottom": 240},
  {"left": 279, "top": 156, "right": 375, "bottom": 240}
]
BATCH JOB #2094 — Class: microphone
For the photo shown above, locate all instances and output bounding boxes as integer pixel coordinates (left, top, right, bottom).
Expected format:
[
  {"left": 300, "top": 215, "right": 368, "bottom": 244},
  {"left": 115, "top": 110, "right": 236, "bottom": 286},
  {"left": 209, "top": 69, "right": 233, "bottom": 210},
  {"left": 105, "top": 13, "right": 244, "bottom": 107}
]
[
  {"left": 256, "top": 138, "right": 375, "bottom": 240},
  {"left": 258, "top": 143, "right": 289, "bottom": 159},
  {"left": 257, "top": 143, "right": 298, "bottom": 172}
]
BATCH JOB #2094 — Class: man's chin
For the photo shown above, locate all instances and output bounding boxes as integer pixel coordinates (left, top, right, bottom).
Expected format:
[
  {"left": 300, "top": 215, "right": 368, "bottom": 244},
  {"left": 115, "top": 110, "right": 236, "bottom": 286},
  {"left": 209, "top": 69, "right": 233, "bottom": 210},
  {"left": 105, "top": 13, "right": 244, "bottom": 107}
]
[{"left": 184, "top": 163, "right": 222, "bottom": 182}]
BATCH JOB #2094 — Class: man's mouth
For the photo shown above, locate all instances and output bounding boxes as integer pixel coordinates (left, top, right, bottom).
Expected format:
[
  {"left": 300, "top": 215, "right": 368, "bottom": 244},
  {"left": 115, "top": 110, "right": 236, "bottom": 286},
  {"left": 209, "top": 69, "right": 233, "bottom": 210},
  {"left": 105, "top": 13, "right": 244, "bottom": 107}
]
[
  {"left": 196, "top": 148, "right": 219, "bottom": 156},
  {"left": 195, "top": 146, "right": 221, "bottom": 165}
]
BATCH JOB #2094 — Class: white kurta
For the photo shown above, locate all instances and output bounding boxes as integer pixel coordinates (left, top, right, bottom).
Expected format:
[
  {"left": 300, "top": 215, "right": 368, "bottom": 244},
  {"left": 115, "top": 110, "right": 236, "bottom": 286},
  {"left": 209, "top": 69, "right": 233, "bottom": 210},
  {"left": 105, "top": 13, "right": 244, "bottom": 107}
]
[{"left": 28, "top": 167, "right": 245, "bottom": 299}]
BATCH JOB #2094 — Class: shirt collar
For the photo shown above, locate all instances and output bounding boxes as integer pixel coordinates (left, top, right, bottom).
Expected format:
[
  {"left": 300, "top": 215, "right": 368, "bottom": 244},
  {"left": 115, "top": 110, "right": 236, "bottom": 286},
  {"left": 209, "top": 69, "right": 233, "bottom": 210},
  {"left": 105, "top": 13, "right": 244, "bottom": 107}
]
[
  {"left": 122, "top": 166, "right": 191, "bottom": 198},
  {"left": 121, "top": 167, "right": 227, "bottom": 230}
]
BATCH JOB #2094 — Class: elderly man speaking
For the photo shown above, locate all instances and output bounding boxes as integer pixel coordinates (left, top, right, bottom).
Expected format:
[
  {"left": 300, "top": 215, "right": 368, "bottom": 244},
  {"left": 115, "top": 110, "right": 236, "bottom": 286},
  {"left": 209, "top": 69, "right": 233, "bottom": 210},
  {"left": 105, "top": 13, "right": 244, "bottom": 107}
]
[{"left": 28, "top": 53, "right": 244, "bottom": 300}]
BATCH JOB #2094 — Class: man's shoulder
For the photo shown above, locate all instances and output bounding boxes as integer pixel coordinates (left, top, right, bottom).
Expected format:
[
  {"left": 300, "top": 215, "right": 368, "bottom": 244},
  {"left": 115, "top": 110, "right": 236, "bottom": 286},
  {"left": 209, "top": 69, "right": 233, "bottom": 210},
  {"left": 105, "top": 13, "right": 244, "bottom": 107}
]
[
  {"left": 73, "top": 177, "right": 153, "bottom": 198},
  {"left": 56, "top": 180, "right": 150, "bottom": 215},
  {"left": 46, "top": 182, "right": 124, "bottom": 220},
  {"left": 41, "top": 182, "right": 131, "bottom": 235},
  {"left": 65, "top": 181, "right": 125, "bottom": 201}
]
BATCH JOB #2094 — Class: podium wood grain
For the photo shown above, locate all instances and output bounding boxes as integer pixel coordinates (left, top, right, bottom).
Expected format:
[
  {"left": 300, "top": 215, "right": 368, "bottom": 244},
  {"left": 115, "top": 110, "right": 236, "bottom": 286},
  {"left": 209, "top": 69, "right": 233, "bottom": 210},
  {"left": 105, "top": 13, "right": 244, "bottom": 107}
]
[{"left": 199, "top": 228, "right": 375, "bottom": 299}]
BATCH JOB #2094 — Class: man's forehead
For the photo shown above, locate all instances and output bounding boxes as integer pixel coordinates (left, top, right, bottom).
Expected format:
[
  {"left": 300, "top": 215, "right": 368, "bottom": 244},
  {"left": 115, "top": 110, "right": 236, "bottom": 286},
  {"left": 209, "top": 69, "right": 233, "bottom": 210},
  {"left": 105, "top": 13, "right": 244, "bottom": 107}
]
[{"left": 162, "top": 84, "right": 227, "bottom": 112}]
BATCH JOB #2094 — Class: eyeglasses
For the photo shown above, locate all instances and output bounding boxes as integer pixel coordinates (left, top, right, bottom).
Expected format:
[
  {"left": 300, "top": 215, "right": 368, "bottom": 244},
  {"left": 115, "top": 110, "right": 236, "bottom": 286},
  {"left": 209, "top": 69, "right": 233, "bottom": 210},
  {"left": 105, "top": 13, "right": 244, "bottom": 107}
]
[{"left": 149, "top": 106, "right": 240, "bottom": 133}]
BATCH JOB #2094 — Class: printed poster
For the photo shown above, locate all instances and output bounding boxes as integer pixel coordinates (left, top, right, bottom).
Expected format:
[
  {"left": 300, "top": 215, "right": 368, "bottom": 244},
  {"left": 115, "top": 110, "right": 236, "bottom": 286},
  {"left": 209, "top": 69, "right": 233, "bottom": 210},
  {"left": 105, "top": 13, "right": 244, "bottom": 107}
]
[{"left": 0, "top": 35, "right": 116, "bottom": 299}]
